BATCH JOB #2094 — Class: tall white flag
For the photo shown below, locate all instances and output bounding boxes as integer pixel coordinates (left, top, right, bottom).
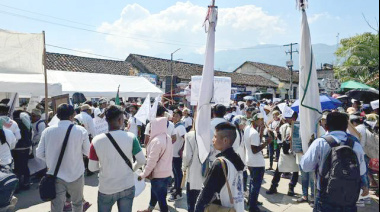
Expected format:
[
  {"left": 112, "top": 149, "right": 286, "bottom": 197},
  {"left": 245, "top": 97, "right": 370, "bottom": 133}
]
[
  {"left": 135, "top": 94, "right": 151, "bottom": 125},
  {"left": 0, "top": 29, "right": 44, "bottom": 74},
  {"left": 149, "top": 96, "right": 161, "bottom": 121},
  {"left": 299, "top": 4, "right": 322, "bottom": 153},
  {"left": 195, "top": 1, "right": 218, "bottom": 163}
]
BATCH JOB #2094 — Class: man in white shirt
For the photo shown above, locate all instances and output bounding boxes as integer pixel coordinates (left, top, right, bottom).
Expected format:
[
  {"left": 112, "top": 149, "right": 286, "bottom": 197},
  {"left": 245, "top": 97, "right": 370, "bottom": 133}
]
[
  {"left": 89, "top": 105, "right": 146, "bottom": 212},
  {"left": 94, "top": 99, "right": 107, "bottom": 119},
  {"left": 181, "top": 108, "right": 193, "bottom": 132},
  {"left": 74, "top": 105, "right": 96, "bottom": 139},
  {"left": 127, "top": 105, "right": 142, "bottom": 139},
  {"left": 245, "top": 113, "right": 273, "bottom": 212},
  {"left": 169, "top": 109, "right": 187, "bottom": 202},
  {"left": 0, "top": 124, "right": 17, "bottom": 167},
  {"left": 37, "top": 104, "right": 90, "bottom": 212},
  {"left": 30, "top": 109, "right": 47, "bottom": 175}
]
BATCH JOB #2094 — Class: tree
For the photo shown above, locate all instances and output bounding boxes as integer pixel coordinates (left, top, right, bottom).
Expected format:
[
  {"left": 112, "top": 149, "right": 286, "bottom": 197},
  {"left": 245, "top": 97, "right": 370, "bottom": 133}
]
[{"left": 335, "top": 32, "right": 379, "bottom": 88}]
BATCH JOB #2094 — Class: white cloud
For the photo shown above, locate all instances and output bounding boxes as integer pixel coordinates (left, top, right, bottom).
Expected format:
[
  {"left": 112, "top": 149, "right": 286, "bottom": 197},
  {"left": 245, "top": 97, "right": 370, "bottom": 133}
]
[
  {"left": 309, "top": 12, "right": 341, "bottom": 24},
  {"left": 97, "top": 1, "right": 286, "bottom": 56}
]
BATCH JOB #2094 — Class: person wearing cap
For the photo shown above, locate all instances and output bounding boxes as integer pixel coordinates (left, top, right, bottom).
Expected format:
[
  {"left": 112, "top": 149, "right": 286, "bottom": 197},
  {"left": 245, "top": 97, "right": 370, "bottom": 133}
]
[
  {"left": 74, "top": 104, "right": 96, "bottom": 140},
  {"left": 0, "top": 104, "right": 21, "bottom": 141},
  {"left": 182, "top": 108, "right": 193, "bottom": 133},
  {"left": 94, "top": 99, "right": 108, "bottom": 119},
  {"left": 30, "top": 108, "right": 48, "bottom": 175},
  {"left": 266, "top": 110, "right": 282, "bottom": 170},
  {"left": 352, "top": 99, "right": 362, "bottom": 112},
  {"left": 266, "top": 112, "right": 300, "bottom": 197},
  {"left": 245, "top": 113, "right": 273, "bottom": 212}
]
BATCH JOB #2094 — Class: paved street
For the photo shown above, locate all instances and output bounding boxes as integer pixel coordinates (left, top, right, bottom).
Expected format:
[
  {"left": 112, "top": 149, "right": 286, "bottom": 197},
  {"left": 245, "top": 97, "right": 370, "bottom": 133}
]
[{"left": 15, "top": 158, "right": 379, "bottom": 212}]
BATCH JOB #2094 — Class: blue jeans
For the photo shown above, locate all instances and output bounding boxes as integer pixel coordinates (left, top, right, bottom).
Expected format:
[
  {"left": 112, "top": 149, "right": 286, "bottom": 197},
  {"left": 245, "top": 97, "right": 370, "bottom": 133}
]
[
  {"left": 314, "top": 190, "right": 357, "bottom": 212},
  {"left": 186, "top": 183, "right": 201, "bottom": 212},
  {"left": 300, "top": 166, "right": 315, "bottom": 199},
  {"left": 98, "top": 187, "right": 135, "bottom": 212},
  {"left": 149, "top": 177, "right": 171, "bottom": 212},
  {"left": 248, "top": 167, "right": 265, "bottom": 212},
  {"left": 172, "top": 157, "right": 183, "bottom": 192}
]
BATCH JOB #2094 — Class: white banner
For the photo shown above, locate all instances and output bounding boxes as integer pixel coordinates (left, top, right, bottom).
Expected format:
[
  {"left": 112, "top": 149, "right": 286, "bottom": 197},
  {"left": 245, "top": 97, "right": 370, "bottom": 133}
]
[
  {"left": 0, "top": 29, "right": 44, "bottom": 74},
  {"left": 191, "top": 76, "right": 231, "bottom": 106}
]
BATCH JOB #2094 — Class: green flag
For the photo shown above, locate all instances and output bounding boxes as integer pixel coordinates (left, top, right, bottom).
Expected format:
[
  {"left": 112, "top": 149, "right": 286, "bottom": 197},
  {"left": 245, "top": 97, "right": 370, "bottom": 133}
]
[{"left": 115, "top": 85, "right": 120, "bottom": 106}]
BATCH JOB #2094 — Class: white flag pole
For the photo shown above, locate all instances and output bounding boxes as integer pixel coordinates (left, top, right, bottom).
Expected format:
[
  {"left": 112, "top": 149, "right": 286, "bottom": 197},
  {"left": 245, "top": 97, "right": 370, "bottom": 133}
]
[
  {"left": 43, "top": 31, "right": 49, "bottom": 123},
  {"left": 195, "top": 0, "right": 218, "bottom": 163}
]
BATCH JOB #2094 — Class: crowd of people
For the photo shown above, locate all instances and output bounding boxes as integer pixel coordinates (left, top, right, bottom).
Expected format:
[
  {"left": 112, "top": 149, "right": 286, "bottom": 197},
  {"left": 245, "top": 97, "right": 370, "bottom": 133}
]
[{"left": 0, "top": 95, "right": 378, "bottom": 212}]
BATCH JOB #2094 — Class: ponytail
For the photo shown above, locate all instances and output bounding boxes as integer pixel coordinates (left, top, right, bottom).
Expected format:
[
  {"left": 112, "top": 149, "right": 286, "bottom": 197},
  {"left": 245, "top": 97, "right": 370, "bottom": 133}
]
[{"left": 0, "top": 129, "right": 6, "bottom": 145}]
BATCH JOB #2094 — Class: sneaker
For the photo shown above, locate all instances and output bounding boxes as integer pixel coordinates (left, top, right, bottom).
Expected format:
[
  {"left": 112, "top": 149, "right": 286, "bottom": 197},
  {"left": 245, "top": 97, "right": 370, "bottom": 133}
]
[
  {"left": 356, "top": 200, "right": 365, "bottom": 208},
  {"left": 287, "top": 188, "right": 296, "bottom": 197},
  {"left": 364, "top": 198, "right": 372, "bottom": 205},
  {"left": 83, "top": 201, "right": 92, "bottom": 212},
  {"left": 168, "top": 192, "right": 183, "bottom": 202},
  {"left": 296, "top": 197, "right": 308, "bottom": 203},
  {"left": 63, "top": 202, "right": 72, "bottom": 212}
]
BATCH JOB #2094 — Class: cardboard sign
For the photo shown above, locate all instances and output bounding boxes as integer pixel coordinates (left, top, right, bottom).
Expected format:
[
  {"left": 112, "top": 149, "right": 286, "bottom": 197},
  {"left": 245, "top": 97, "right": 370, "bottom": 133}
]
[
  {"left": 191, "top": 76, "right": 231, "bottom": 106},
  {"left": 292, "top": 121, "right": 303, "bottom": 153},
  {"left": 94, "top": 117, "right": 108, "bottom": 136}
]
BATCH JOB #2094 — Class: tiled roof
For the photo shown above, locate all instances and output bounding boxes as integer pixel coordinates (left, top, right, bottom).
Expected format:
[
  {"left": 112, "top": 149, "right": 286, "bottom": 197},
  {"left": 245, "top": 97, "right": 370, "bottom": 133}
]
[
  {"left": 46, "top": 52, "right": 134, "bottom": 75},
  {"left": 127, "top": 54, "right": 277, "bottom": 88},
  {"left": 243, "top": 62, "right": 299, "bottom": 83}
]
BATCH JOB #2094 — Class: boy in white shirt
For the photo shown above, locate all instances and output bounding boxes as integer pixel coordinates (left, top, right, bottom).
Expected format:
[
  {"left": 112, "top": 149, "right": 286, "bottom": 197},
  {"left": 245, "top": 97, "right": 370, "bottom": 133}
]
[{"left": 169, "top": 109, "right": 187, "bottom": 202}]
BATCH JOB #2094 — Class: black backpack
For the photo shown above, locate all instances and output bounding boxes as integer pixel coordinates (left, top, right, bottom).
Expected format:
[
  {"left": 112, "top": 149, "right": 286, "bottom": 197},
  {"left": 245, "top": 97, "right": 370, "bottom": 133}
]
[{"left": 320, "top": 136, "right": 361, "bottom": 207}]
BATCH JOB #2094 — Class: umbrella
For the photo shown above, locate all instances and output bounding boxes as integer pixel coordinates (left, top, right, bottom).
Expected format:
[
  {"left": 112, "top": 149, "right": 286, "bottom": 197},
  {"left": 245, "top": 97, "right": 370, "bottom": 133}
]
[
  {"left": 341, "top": 81, "right": 372, "bottom": 90},
  {"left": 346, "top": 88, "right": 379, "bottom": 104},
  {"left": 291, "top": 95, "right": 342, "bottom": 113},
  {"left": 243, "top": 96, "right": 256, "bottom": 101}
]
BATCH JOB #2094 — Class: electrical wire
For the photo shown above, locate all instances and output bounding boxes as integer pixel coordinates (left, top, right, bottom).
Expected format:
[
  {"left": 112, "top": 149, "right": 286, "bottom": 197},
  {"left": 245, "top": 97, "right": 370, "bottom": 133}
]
[{"left": 46, "top": 44, "right": 124, "bottom": 60}]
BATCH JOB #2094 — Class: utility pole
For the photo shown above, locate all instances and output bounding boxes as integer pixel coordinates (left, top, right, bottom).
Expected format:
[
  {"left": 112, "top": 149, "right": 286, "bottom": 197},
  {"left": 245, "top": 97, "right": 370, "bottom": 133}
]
[
  {"left": 170, "top": 48, "right": 181, "bottom": 103},
  {"left": 284, "top": 43, "right": 299, "bottom": 99}
]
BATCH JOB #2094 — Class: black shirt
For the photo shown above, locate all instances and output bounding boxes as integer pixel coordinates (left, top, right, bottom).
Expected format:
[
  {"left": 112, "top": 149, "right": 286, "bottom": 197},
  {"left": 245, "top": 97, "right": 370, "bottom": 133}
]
[{"left": 194, "top": 147, "right": 245, "bottom": 211}]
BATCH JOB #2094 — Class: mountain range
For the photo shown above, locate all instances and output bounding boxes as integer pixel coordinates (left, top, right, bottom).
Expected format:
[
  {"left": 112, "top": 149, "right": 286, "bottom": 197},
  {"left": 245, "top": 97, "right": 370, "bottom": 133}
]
[{"left": 159, "top": 43, "right": 338, "bottom": 72}]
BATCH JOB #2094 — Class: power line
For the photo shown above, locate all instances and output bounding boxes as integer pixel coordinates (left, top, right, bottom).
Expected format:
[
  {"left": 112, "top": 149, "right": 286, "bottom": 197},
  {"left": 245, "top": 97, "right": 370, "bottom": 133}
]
[
  {"left": 46, "top": 44, "right": 124, "bottom": 60},
  {"left": 0, "top": 3, "right": 96, "bottom": 28},
  {"left": 0, "top": 10, "right": 204, "bottom": 48},
  {"left": 0, "top": 8, "right": 289, "bottom": 51}
]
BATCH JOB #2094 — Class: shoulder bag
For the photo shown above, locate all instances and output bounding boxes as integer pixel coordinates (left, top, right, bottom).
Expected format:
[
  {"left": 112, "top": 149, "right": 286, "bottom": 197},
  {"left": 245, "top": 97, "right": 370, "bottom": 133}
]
[
  {"left": 204, "top": 158, "right": 236, "bottom": 212},
  {"left": 39, "top": 124, "right": 74, "bottom": 202}
]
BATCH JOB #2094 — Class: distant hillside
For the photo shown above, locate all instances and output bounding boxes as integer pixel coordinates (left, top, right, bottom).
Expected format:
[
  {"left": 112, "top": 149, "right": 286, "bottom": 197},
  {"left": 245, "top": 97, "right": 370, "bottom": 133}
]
[{"left": 158, "top": 44, "right": 337, "bottom": 72}]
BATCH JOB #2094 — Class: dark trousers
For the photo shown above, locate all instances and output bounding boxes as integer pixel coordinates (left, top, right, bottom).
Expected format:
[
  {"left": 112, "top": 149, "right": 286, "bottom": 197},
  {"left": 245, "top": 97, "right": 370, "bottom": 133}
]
[
  {"left": 149, "top": 177, "right": 170, "bottom": 212},
  {"left": 272, "top": 166, "right": 299, "bottom": 188},
  {"left": 243, "top": 171, "right": 248, "bottom": 192},
  {"left": 172, "top": 157, "right": 183, "bottom": 192},
  {"left": 248, "top": 167, "right": 265, "bottom": 212},
  {"left": 314, "top": 190, "right": 357, "bottom": 212},
  {"left": 11, "top": 150, "right": 30, "bottom": 187},
  {"left": 268, "top": 142, "right": 275, "bottom": 168},
  {"left": 186, "top": 183, "right": 201, "bottom": 212}
]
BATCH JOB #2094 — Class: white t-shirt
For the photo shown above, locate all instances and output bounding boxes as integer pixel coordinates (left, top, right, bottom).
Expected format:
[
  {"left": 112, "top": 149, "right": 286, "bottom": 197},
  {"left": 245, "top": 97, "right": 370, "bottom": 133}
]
[
  {"left": 0, "top": 129, "right": 17, "bottom": 165},
  {"left": 89, "top": 131, "right": 144, "bottom": 195},
  {"left": 128, "top": 116, "right": 142, "bottom": 137},
  {"left": 172, "top": 124, "right": 187, "bottom": 158},
  {"left": 2, "top": 119, "right": 21, "bottom": 140},
  {"left": 94, "top": 108, "right": 104, "bottom": 118},
  {"left": 145, "top": 121, "right": 175, "bottom": 137},
  {"left": 181, "top": 116, "right": 193, "bottom": 129},
  {"left": 244, "top": 126, "right": 265, "bottom": 167}
]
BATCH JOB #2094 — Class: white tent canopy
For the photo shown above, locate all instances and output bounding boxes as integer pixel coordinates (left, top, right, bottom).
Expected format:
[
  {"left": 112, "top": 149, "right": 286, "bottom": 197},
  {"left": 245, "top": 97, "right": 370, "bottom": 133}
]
[
  {"left": 47, "top": 70, "right": 163, "bottom": 98},
  {"left": 0, "top": 73, "right": 62, "bottom": 96}
]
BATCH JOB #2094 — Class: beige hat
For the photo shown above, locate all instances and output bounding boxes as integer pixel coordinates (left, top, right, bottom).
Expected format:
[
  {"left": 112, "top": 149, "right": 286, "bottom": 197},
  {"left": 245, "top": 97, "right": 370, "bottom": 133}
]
[
  {"left": 346, "top": 107, "right": 357, "bottom": 115},
  {"left": 31, "top": 109, "right": 41, "bottom": 116},
  {"left": 81, "top": 104, "right": 91, "bottom": 111},
  {"left": 264, "top": 105, "right": 272, "bottom": 112}
]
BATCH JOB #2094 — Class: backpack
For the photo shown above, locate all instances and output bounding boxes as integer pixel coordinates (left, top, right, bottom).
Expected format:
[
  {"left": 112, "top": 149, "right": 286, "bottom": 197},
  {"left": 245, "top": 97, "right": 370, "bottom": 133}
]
[
  {"left": 36, "top": 120, "right": 47, "bottom": 133},
  {"left": 320, "top": 136, "right": 361, "bottom": 207}
]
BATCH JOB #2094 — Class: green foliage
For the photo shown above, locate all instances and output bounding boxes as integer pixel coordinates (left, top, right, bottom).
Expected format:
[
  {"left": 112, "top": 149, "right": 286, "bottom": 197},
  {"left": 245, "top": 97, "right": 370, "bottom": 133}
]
[{"left": 335, "top": 32, "right": 379, "bottom": 88}]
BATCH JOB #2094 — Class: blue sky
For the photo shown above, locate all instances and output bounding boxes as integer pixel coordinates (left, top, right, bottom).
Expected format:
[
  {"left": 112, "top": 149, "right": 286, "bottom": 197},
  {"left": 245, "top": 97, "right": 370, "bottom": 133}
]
[{"left": 0, "top": 0, "right": 378, "bottom": 61}]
